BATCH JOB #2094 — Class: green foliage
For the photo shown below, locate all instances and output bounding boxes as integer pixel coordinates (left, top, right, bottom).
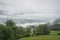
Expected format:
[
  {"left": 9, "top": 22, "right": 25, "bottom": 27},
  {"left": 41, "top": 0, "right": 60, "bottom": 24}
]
[
  {"left": 5, "top": 19, "right": 15, "bottom": 27},
  {"left": 37, "top": 25, "right": 44, "bottom": 35},
  {"left": 0, "top": 24, "right": 7, "bottom": 40},
  {"left": 0, "top": 19, "right": 51, "bottom": 40},
  {"left": 37, "top": 24, "right": 50, "bottom": 35},
  {"left": 0, "top": 24, "right": 16, "bottom": 40},
  {"left": 0, "top": 19, "right": 26, "bottom": 40},
  {"left": 15, "top": 26, "right": 25, "bottom": 39},
  {"left": 6, "top": 26, "right": 16, "bottom": 40},
  {"left": 5, "top": 19, "right": 17, "bottom": 40},
  {"left": 44, "top": 24, "right": 50, "bottom": 35},
  {"left": 0, "top": 19, "right": 17, "bottom": 40},
  {"left": 25, "top": 27, "right": 31, "bottom": 37},
  {"left": 25, "top": 26, "right": 34, "bottom": 37}
]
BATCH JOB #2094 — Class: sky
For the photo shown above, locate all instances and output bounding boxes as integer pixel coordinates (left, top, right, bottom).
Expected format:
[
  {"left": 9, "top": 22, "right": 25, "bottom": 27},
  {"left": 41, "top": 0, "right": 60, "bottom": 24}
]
[{"left": 0, "top": 0, "right": 60, "bottom": 26}]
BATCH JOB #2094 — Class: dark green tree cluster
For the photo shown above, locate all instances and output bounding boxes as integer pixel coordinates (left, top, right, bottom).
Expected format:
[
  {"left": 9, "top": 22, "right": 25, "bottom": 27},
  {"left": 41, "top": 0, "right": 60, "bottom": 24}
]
[
  {"left": 0, "top": 24, "right": 7, "bottom": 40},
  {"left": 0, "top": 19, "right": 51, "bottom": 40},
  {"left": 0, "top": 19, "right": 25, "bottom": 40},
  {"left": 25, "top": 24, "right": 50, "bottom": 36},
  {"left": 36, "top": 24, "right": 50, "bottom": 35},
  {"left": 25, "top": 25, "right": 35, "bottom": 37},
  {"left": 15, "top": 27, "right": 25, "bottom": 39}
]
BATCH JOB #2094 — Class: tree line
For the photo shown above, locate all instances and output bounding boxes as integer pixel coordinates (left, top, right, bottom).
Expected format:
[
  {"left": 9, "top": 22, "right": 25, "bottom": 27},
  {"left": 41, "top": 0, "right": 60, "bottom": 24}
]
[{"left": 0, "top": 19, "right": 60, "bottom": 40}]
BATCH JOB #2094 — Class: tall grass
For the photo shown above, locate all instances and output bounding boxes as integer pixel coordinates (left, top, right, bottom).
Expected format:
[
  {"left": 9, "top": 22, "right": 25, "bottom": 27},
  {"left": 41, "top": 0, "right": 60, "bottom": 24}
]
[{"left": 19, "top": 31, "right": 60, "bottom": 40}]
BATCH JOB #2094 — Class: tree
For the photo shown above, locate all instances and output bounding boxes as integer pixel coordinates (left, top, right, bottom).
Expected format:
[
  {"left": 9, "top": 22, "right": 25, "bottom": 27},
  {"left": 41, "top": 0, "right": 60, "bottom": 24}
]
[
  {"left": 15, "top": 26, "right": 25, "bottom": 39},
  {"left": 25, "top": 25, "right": 34, "bottom": 37},
  {"left": 0, "top": 24, "right": 7, "bottom": 40},
  {"left": 0, "top": 24, "right": 16, "bottom": 40},
  {"left": 37, "top": 24, "right": 50, "bottom": 35},
  {"left": 37, "top": 24, "right": 44, "bottom": 35},
  {"left": 5, "top": 19, "right": 15, "bottom": 27},
  {"left": 5, "top": 19, "right": 17, "bottom": 40},
  {"left": 44, "top": 24, "right": 50, "bottom": 35},
  {"left": 25, "top": 26, "right": 31, "bottom": 37}
]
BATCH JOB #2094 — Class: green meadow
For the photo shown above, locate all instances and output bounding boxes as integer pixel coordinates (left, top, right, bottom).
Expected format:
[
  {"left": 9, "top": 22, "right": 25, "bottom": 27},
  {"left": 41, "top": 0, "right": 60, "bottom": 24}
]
[{"left": 19, "top": 31, "right": 60, "bottom": 40}]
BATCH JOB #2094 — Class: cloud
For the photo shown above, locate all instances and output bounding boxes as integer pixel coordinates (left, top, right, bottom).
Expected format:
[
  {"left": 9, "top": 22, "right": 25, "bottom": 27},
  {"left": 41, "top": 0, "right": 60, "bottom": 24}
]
[
  {"left": 0, "top": 10, "right": 8, "bottom": 15},
  {"left": 0, "top": 0, "right": 60, "bottom": 24}
]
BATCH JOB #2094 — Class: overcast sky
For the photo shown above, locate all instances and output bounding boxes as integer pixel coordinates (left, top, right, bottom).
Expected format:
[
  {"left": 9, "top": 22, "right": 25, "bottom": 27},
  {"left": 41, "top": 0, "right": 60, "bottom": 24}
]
[{"left": 0, "top": 0, "right": 60, "bottom": 23}]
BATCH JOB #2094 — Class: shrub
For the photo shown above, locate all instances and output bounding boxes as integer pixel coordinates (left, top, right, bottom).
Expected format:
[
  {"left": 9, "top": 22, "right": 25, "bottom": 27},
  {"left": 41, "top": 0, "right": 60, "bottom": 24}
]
[{"left": 58, "top": 33, "right": 60, "bottom": 35}]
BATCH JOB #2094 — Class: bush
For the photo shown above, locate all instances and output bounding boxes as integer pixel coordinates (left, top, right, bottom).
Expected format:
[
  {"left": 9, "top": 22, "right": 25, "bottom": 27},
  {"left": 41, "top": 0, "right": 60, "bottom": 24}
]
[{"left": 58, "top": 33, "right": 60, "bottom": 35}]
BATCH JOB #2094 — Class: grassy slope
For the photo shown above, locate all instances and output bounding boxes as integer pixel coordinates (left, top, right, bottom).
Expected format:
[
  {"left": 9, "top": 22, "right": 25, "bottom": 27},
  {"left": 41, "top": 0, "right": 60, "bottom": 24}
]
[
  {"left": 19, "top": 31, "right": 60, "bottom": 40},
  {"left": 20, "top": 35, "right": 60, "bottom": 40}
]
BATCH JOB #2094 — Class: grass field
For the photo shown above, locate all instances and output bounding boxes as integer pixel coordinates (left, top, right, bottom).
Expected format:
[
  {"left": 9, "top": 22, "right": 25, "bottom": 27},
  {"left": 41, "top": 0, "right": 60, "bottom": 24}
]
[{"left": 19, "top": 31, "right": 60, "bottom": 40}]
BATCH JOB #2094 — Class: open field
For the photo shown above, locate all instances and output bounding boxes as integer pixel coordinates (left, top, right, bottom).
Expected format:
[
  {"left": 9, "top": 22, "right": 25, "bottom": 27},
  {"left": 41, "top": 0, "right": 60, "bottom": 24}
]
[
  {"left": 50, "top": 31, "right": 60, "bottom": 35},
  {"left": 20, "top": 35, "right": 60, "bottom": 40},
  {"left": 19, "top": 31, "right": 60, "bottom": 40}
]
